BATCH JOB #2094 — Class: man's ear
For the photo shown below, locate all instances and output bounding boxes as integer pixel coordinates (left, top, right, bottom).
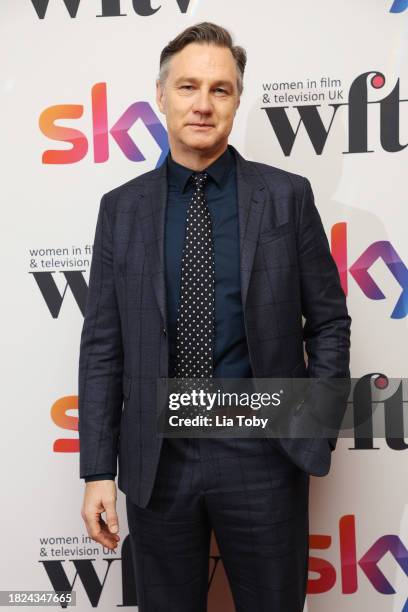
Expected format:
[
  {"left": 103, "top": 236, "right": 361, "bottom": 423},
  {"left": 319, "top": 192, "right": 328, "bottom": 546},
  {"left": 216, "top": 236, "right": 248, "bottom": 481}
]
[
  {"left": 235, "top": 96, "right": 241, "bottom": 113},
  {"left": 156, "top": 79, "right": 166, "bottom": 114}
]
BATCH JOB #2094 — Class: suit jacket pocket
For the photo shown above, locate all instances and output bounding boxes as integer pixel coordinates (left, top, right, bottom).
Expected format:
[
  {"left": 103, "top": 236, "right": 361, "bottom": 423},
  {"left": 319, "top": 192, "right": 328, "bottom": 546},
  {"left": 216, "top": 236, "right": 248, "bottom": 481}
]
[{"left": 258, "top": 222, "right": 294, "bottom": 244}]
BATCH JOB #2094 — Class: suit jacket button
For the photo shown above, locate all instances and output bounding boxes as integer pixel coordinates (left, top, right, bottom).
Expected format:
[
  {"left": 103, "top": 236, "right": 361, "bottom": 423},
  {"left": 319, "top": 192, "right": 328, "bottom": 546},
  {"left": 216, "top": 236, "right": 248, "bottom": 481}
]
[{"left": 162, "top": 328, "right": 167, "bottom": 335}]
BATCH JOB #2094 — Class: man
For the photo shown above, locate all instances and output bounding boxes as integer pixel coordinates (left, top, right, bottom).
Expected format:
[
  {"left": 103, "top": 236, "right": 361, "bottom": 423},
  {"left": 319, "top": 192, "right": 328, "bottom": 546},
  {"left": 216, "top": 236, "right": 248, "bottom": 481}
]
[{"left": 79, "top": 22, "right": 351, "bottom": 611}]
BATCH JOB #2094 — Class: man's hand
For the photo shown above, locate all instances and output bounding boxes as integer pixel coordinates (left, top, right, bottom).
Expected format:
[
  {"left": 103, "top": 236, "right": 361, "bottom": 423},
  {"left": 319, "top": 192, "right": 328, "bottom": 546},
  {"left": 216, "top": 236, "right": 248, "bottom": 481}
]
[{"left": 81, "top": 480, "right": 120, "bottom": 550}]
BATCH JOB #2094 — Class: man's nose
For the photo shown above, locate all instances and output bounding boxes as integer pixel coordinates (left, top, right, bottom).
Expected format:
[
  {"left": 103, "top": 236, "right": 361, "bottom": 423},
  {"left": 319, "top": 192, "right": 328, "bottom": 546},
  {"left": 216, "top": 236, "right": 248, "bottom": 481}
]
[{"left": 192, "top": 89, "right": 213, "bottom": 115}]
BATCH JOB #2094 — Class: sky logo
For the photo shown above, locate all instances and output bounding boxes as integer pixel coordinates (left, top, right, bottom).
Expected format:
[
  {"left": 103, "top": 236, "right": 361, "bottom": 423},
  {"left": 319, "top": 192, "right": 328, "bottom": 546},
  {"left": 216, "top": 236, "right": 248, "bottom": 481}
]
[
  {"left": 331, "top": 223, "right": 408, "bottom": 319},
  {"left": 308, "top": 514, "right": 408, "bottom": 610},
  {"left": 390, "top": 0, "right": 408, "bottom": 12},
  {"left": 39, "top": 83, "right": 168, "bottom": 168}
]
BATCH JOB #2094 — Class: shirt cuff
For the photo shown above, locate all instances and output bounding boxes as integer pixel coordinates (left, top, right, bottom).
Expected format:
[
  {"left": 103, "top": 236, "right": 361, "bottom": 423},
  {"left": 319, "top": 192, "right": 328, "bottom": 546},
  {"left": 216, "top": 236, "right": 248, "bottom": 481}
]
[{"left": 84, "top": 474, "right": 115, "bottom": 482}]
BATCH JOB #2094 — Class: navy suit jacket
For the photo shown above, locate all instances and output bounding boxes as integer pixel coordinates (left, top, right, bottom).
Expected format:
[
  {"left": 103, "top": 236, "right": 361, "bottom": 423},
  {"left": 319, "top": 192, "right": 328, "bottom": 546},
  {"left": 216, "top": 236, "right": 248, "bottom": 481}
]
[{"left": 78, "top": 144, "right": 351, "bottom": 508}]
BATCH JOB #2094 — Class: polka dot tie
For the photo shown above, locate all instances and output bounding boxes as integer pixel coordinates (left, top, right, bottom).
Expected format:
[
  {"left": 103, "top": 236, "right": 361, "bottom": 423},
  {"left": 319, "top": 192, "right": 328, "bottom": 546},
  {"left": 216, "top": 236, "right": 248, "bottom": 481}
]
[{"left": 174, "top": 171, "right": 215, "bottom": 380}]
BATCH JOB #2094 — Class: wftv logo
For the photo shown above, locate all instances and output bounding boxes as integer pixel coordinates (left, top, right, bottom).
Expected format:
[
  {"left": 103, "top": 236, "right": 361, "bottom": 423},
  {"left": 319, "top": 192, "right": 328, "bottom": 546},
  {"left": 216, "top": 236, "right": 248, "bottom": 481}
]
[
  {"left": 331, "top": 223, "right": 408, "bottom": 319},
  {"left": 29, "top": 0, "right": 408, "bottom": 18},
  {"left": 262, "top": 71, "right": 408, "bottom": 156},
  {"left": 30, "top": 0, "right": 193, "bottom": 19},
  {"left": 39, "top": 83, "right": 168, "bottom": 167},
  {"left": 390, "top": 0, "right": 408, "bottom": 12}
]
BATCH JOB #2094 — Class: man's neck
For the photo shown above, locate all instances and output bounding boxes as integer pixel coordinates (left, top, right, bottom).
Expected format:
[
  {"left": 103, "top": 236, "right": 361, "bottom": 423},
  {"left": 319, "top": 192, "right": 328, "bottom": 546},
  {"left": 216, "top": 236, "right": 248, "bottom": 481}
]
[{"left": 169, "top": 142, "right": 228, "bottom": 171}]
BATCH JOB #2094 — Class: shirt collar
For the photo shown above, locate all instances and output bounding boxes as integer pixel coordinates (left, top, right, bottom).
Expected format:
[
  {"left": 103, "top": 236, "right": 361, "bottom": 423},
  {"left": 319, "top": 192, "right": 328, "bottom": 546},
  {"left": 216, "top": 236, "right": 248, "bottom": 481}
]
[{"left": 166, "top": 145, "right": 234, "bottom": 193}]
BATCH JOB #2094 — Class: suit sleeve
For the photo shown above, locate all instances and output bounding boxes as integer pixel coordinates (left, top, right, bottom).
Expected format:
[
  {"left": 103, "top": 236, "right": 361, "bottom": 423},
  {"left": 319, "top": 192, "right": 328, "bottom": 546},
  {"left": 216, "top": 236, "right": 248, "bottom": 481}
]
[
  {"left": 297, "top": 178, "right": 351, "bottom": 450},
  {"left": 78, "top": 194, "right": 124, "bottom": 478}
]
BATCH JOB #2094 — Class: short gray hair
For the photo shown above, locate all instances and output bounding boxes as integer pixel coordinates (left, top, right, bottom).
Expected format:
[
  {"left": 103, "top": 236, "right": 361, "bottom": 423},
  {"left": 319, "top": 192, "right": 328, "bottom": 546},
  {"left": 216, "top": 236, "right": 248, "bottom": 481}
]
[{"left": 158, "top": 22, "right": 247, "bottom": 95}]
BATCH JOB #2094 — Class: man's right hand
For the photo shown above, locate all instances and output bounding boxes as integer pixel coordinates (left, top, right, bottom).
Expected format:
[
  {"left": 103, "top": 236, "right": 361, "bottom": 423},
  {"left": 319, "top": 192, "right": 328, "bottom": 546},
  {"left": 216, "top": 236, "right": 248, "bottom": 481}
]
[{"left": 81, "top": 480, "right": 120, "bottom": 550}]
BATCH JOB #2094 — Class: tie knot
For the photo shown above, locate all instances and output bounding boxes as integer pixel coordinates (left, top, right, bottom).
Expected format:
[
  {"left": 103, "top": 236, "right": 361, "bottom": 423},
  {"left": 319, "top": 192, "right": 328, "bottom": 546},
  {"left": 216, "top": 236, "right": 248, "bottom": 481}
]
[{"left": 191, "top": 172, "right": 208, "bottom": 190}]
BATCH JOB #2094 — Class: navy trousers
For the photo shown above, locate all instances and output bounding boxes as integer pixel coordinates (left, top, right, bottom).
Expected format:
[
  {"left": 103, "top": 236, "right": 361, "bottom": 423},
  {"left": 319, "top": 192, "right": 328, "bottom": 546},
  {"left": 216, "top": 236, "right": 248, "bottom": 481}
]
[{"left": 126, "top": 437, "right": 310, "bottom": 611}]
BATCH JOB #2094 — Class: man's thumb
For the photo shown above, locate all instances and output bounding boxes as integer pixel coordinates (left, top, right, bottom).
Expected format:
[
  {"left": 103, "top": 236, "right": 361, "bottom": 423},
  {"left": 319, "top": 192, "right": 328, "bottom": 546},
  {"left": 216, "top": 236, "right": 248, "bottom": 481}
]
[{"left": 105, "top": 504, "right": 119, "bottom": 533}]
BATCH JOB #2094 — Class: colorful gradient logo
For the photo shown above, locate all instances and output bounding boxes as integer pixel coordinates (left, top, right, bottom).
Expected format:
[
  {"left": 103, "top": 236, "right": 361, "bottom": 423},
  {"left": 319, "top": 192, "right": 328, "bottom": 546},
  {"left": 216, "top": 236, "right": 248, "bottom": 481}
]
[
  {"left": 390, "top": 0, "right": 408, "bottom": 12},
  {"left": 331, "top": 222, "right": 408, "bottom": 319},
  {"left": 310, "top": 514, "right": 408, "bottom": 602},
  {"left": 39, "top": 83, "right": 168, "bottom": 167},
  {"left": 51, "top": 396, "right": 78, "bottom": 453}
]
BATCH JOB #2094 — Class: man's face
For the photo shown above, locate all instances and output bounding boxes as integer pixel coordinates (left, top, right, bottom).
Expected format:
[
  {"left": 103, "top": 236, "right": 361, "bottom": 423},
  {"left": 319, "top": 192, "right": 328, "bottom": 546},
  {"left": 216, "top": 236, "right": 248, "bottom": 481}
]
[{"left": 156, "top": 42, "right": 241, "bottom": 156}]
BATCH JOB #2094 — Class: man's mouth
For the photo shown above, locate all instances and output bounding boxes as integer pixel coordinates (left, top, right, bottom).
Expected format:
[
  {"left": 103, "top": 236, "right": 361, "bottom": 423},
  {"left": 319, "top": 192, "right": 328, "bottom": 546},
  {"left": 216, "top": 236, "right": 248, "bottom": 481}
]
[{"left": 187, "top": 123, "right": 214, "bottom": 130}]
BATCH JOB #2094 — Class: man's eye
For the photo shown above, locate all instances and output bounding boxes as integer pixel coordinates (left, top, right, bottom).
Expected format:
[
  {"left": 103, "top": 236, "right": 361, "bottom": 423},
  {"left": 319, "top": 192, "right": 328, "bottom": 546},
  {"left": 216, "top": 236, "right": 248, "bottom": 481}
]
[
  {"left": 181, "top": 85, "right": 193, "bottom": 90},
  {"left": 215, "top": 88, "right": 227, "bottom": 94}
]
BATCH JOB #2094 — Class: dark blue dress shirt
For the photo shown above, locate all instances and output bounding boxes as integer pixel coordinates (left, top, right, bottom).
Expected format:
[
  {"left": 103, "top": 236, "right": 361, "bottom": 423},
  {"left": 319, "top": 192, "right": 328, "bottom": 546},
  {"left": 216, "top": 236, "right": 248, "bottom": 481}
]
[
  {"left": 84, "top": 145, "right": 252, "bottom": 482},
  {"left": 165, "top": 145, "right": 252, "bottom": 379}
]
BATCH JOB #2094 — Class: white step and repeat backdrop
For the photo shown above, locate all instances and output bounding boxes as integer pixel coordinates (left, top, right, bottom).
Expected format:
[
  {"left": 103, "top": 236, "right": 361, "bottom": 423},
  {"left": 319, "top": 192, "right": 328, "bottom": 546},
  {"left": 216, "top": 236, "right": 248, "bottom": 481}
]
[{"left": 2, "top": 1, "right": 407, "bottom": 610}]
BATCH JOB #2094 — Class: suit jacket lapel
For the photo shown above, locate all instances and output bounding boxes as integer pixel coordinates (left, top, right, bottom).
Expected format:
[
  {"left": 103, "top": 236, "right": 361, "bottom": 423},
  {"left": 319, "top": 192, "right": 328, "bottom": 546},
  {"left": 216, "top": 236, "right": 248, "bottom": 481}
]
[
  {"left": 141, "top": 161, "right": 168, "bottom": 328},
  {"left": 231, "top": 146, "right": 266, "bottom": 310}
]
